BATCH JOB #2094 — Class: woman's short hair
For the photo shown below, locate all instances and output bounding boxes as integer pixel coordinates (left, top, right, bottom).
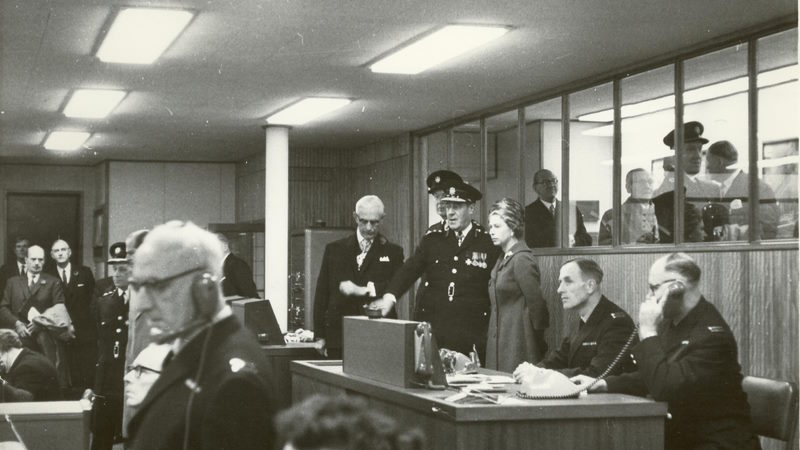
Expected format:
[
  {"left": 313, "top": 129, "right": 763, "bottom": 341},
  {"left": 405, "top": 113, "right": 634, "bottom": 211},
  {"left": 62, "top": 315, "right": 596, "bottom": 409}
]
[{"left": 489, "top": 198, "right": 525, "bottom": 239}]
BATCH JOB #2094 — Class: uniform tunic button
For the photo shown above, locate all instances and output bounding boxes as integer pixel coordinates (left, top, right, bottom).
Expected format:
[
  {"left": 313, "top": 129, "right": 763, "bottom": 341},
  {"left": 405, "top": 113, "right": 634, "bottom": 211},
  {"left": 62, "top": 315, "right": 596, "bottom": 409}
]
[
  {"left": 117, "top": 316, "right": 123, "bottom": 320},
  {"left": 424, "top": 282, "right": 429, "bottom": 287},
  {"left": 116, "top": 328, "right": 121, "bottom": 333},
  {"left": 435, "top": 259, "right": 439, "bottom": 264},
  {"left": 453, "top": 256, "right": 458, "bottom": 261},
  {"left": 451, "top": 268, "right": 457, "bottom": 274}
]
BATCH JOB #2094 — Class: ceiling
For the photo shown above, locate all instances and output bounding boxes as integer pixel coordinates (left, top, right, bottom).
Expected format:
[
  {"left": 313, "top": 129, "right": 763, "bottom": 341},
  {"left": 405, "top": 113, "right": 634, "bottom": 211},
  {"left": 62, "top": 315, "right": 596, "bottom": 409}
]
[{"left": 1, "top": 0, "right": 796, "bottom": 165}]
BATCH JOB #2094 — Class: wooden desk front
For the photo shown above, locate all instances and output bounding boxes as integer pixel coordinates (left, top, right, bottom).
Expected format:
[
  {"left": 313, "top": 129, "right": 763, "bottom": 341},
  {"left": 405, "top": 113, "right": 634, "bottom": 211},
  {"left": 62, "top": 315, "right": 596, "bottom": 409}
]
[
  {"left": 262, "top": 342, "right": 319, "bottom": 411},
  {"left": 292, "top": 361, "right": 667, "bottom": 450},
  {"left": 0, "top": 401, "right": 89, "bottom": 450}
]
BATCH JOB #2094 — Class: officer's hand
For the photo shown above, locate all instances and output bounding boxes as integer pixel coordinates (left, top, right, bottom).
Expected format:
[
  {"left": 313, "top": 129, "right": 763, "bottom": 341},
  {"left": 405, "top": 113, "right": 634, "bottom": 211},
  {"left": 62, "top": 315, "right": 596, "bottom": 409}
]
[
  {"left": 314, "top": 339, "right": 328, "bottom": 357},
  {"left": 369, "top": 294, "right": 395, "bottom": 317},
  {"left": 570, "top": 375, "right": 607, "bottom": 393},
  {"left": 14, "top": 321, "right": 30, "bottom": 338},
  {"left": 339, "top": 280, "right": 364, "bottom": 296}
]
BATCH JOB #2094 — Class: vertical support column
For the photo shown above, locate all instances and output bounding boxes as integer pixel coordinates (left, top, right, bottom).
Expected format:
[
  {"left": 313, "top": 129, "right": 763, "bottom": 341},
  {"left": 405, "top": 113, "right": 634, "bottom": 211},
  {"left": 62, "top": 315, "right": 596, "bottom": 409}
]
[{"left": 263, "top": 125, "right": 290, "bottom": 332}]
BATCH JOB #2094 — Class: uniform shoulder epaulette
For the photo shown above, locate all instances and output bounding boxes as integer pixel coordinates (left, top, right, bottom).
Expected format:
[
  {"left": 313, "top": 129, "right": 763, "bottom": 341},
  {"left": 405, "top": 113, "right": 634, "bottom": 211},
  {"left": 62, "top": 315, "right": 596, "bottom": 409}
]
[
  {"left": 101, "top": 290, "right": 115, "bottom": 297},
  {"left": 425, "top": 227, "right": 444, "bottom": 236},
  {"left": 610, "top": 311, "right": 628, "bottom": 319},
  {"left": 707, "top": 325, "right": 725, "bottom": 333}
]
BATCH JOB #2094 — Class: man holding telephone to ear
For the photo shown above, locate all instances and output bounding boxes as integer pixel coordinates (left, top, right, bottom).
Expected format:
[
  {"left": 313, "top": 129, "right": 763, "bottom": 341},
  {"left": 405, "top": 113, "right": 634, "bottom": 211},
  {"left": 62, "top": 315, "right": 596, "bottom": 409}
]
[
  {"left": 125, "top": 221, "right": 276, "bottom": 450},
  {"left": 572, "top": 253, "right": 760, "bottom": 450}
]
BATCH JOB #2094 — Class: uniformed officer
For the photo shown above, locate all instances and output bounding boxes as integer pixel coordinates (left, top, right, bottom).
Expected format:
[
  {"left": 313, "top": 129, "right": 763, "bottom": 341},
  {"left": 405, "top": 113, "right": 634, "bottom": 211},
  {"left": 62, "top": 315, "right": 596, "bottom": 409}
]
[
  {"left": 89, "top": 242, "right": 131, "bottom": 450},
  {"left": 372, "top": 180, "right": 500, "bottom": 361},
  {"left": 573, "top": 253, "right": 760, "bottom": 450},
  {"left": 516, "top": 258, "right": 635, "bottom": 378}
]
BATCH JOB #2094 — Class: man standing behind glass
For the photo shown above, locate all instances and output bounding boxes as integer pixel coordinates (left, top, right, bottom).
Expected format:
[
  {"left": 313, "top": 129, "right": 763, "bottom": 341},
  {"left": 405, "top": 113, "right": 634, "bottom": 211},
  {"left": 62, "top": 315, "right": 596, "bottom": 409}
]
[
  {"left": 0, "top": 237, "right": 30, "bottom": 296},
  {"left": 373, "top": 180, "right": 499, "bottom": 360},
  {"left": 599, "top": 169, "right": 659, "bottom": 245},
  {"left": 313, "top": 195, "right": 404, "bottom": 359},
  {"left": 524, "top": 169, "right": 592, "bottom": 248}
]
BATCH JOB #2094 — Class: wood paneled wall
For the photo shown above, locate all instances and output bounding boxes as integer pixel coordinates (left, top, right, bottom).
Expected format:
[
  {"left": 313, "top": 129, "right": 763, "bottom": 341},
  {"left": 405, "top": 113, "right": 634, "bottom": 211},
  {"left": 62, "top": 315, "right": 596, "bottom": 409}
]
[{"left": 532, "top": 249, "right": 798, "bottom": 383}]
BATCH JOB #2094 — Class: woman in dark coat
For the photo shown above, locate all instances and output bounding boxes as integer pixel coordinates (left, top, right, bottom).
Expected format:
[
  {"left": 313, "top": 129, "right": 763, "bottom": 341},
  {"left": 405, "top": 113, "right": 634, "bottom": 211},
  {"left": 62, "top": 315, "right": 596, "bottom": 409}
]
[{"left": 485, "top": 198, "right": 549, "bottom": 372}]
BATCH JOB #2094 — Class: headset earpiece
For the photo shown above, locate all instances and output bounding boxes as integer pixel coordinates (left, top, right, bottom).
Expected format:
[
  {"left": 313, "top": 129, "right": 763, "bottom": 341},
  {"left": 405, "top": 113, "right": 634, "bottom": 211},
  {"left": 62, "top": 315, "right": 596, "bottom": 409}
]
[{"left": 192, "top": 273, "right": 219, "bottom": 320}]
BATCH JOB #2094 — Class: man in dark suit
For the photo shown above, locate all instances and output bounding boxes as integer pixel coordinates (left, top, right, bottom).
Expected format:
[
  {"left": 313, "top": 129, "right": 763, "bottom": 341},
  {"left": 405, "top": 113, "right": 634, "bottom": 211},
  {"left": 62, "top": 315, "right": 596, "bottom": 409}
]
[
  {"left": 519, "top": 258, "right": 635, "bottom": 378},
  {"left": 0, "top": 245, "right": 66, "bottom": 374},
  {"left": 313, "top": 195, "right": 404, "bottom": 359},
  {"left": 0, "top": 328, "right": 59, "bottom": 401},
  {"left": 127, "top": 221, "right": 275, "bottom": 450},
  {"left": 0, "top": 236, "right": 30, "bottom": 296},
  {"left": 374, "top": 181, "right": 500, "bottom": 360},
  {"left": 524, "top": 169, "right": 592, "bottom": 248},
  {"left": 48, "top": 239, "right": 96, "bottom": 398},
  {"left": 218, "top": 234, "right": 259, "bottom": 299},
  {"left": 574, "top": 253, "right": 760, "bottom": 450}
]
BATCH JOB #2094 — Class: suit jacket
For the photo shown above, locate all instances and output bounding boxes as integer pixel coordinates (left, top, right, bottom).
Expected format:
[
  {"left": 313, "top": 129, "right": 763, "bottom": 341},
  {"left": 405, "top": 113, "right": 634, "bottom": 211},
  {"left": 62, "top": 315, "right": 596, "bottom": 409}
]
[
  {"left": 222, "top": 254, "right": 259, "bottom": 299},
  {"left": 0, "top": 262, "right": 24, "bottom": 298},
  {"left": 0, "top": 272, "right": 65, "bottom": 329},
  {"left": 47, "top": 264, "right": 95, "bottom": 344},
  {"left": 313, "top": 233, "right": 404, "bottom": 349},
  {"left": 540, "top": 296, "right": 636, "bottom": 377},
  {"left": 486, "top": 241, "right": 549, "bottom": 372},
  {"left": 524, "top": 199, "right": 592, "bottom": 248},
  {"left": 606, "top": 298, "right": 760, "bottom": 450},
  {"left": 127, "top": 316, "right": 276, "bottom": 450},
  {"left": 386, "top": 221, "right": 500, "bottom": 357},
  {"left": 1, "top": 348, "right": 59, "bottom": 402}
]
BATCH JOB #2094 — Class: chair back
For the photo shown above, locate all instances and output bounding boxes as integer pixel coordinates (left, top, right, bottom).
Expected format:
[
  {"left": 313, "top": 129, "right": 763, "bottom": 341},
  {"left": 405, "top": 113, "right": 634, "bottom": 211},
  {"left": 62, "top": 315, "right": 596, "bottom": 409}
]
[{"left": 742, "top": 375, "right": 798, "bottom": 446}]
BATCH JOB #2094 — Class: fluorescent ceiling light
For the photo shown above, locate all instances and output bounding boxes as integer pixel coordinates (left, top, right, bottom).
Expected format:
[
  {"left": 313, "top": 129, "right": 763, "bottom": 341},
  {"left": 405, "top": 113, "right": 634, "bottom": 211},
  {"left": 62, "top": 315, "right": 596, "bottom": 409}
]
[
  {"left": 96, "top": 8, "right": 194, "bottom": 64},
  {"left": 578, "top": 65, "right": 798, "bottom": 122},
  {"left": 43, "top": 131, "right": 91, "bottom": 151},
  {"left": 370, "top": 25, "right": 510, "bottom": 74},
  {"left": 63, "top": 89, "right": 127, "bottom": 118},
  {"left": 266, "top": 98, "right": 352, "bottom": 125}
]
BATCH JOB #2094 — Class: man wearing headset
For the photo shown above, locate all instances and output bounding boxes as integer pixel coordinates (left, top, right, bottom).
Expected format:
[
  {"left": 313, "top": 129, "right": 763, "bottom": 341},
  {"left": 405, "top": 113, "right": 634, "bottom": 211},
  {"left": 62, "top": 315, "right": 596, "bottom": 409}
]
[
  {"left": 126, "top": 221, "right": 275, "bottom": 450},
  {"left": 572, "top": 253, "right": 759, "bottom": 450}
]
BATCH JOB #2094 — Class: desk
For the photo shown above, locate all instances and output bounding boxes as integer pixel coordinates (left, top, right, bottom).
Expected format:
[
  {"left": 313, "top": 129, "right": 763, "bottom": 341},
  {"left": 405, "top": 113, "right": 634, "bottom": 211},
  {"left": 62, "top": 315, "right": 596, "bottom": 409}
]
[
  {"left": 292, "top": 361, "right": 667, "bottom": 450},
  {"left": 0, "top": 401, "right": 89, "bottom": 450},
  {"left": 262, "top": 342, "right": 318, "bottom": 411}
]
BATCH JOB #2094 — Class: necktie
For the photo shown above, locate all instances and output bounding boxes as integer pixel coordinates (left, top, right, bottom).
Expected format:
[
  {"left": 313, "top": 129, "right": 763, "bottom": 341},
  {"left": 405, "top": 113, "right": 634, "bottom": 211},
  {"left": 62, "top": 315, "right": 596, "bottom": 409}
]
[
  {"left": 28, "top": 276, "right": 36, "bottom": 290},
  {"left": 61, "top": 269, "right": 67, "bottom": 284},
  {"left": 19, "top": 266, "right": 24, "bottom": 277},
  {"left": 361, "top": 239, "right": 372, "bottom": 254},
  {"left": 456, "top": 232, "right": 464, "bottom": 246},
  {"left": 549, "top": 204, "right": 556, "bottom": 216}
]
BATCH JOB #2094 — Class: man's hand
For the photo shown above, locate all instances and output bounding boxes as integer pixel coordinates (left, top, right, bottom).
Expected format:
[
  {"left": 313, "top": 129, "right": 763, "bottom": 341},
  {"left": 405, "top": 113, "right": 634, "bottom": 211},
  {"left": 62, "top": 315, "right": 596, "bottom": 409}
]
[
  {"left": 368, "top": 294, "right": 395, "bottom": 317},
  {"left": 570, "top": 374, "right": 608, "bottom": 393},
  {"left": 339, "top": 281, "right": 366, "bottom": 297},
  {"left": 314, "top": 339, "right": 328, "bottom": 357},
  {"left": 15, "top": 321, "right": 30, "bottom": 338},
  {"left": 639, "top": 293, "right": 666, "bottom": 340},
  {"left": 26, "top": 321, "right": 38, "bottom": 334}
]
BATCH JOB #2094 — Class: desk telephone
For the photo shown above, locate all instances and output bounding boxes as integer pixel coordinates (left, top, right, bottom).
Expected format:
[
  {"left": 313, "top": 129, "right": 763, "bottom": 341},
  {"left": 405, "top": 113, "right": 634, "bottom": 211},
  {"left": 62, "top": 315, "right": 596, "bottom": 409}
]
[{"left": 516, "top": 281, "right": 685, "bottom": 400}]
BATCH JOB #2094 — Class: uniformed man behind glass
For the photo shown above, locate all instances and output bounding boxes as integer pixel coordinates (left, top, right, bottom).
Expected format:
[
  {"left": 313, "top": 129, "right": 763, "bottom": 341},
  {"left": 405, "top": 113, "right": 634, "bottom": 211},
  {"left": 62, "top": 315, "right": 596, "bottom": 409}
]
[
  {"left": 514, "top": 258, "right": 635, "bottom": 379},
  {"left": 89, "top": 242, "right": 132, "bottom": 450},
  {"left": 372, "top": 180, "right": 500, "bottom": 361},
  {"left": 126, "top": 220, "right": 275, "bottom": 450},
  {"left": 572, "top": 253, "right": 760, "bottom": 450},
  {"left": 313, "top": 195, "right": 404, "bottom": 359}
]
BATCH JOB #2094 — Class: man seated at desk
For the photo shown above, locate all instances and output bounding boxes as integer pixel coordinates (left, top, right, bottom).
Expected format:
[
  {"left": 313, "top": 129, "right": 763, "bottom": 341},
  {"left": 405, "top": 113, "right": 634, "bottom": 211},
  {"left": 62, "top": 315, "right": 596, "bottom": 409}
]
[
  {"left": 572, "top": 253, "right": 760, "bottom": 450},
  {"left": 0, "top": 329, "right": 59, "bottom": 402},
  {"left": 515, "top": 258, "right": 635, "bottom": 379}
]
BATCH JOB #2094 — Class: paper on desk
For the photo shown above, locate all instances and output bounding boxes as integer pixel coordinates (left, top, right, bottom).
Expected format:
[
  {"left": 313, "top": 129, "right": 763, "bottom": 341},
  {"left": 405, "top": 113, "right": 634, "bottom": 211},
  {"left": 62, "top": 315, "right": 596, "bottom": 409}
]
[
  {"left": 447, "top": 374, "right": 516, "bottom": 385},
  {"left": 27, "top": 307, "right": 41, "bottom": 322}
]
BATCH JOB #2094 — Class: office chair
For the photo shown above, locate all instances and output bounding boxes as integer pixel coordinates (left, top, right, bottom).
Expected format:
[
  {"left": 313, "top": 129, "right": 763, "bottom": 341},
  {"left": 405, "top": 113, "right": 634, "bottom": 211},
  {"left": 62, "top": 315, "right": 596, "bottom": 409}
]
[{"left": 742, "top": 375, "right": 799, "bottom": 449}]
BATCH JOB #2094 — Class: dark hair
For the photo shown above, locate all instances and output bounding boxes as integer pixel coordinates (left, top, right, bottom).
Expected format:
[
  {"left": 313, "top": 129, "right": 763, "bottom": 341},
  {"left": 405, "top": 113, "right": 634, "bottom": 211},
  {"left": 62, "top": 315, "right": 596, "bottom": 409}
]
[
  {"left": 0, "top": 329, "right": 23, "bottom": 353},
  {"left": 489, "top": 198, "right": 525, "bottom": 239},
  {"left": 562, "top": 258, "right": 604, "bottom": 284},
  {"left": 661, "top": 252, "right": 701, "bottom": 283},
  {"left": 14, "top": 237, "right": 29, "bottom": 245},
  {"left": 276, "top": 395, "right": 423, "bottom": 450}
]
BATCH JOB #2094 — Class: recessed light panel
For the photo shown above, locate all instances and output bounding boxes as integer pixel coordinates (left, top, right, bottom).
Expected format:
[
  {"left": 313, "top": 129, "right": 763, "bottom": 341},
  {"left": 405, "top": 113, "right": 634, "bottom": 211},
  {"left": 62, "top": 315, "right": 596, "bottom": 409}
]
[
  {"left": 64, "top": 89, "right": 127, "bottom": 118},
  {"left": 96, "top": 8, "right": 194, "bottom": 64},
  {"left": 370, "top": 25, "right": 510, "bottom": 75},
  {"left": 44, "top": 131, "right": 91, "bottom": 151},
  {"left": 266, "top": 98, "right": 352, "bottom": 126}
]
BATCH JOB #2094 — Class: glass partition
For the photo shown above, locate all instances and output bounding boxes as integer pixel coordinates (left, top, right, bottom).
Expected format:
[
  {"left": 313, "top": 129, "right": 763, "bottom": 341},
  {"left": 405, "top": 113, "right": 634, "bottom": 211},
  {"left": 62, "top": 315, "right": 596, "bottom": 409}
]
[
  {"left": 758, "top": 28, "right": 798, "bottom": 239},
  {"left": 522, "top": 98, "right": 562, "bottom": 248},
  {"left": 485, "top": 109, "right": 521, "bottom": 211},
  {"left": 450, "top": 121, "right": 484, "bottom": 223},
  {"left": 569, "top": 83, "right": 614, "bottom": 247},
  {"left": 424, "top": 130, "right": 450, "bottom": 226},
  {"left": 683, "top": 44, "right": 749, "bottom": 242},
  {"left": 618, "top": 65, "right": 674, "bottom": 245}
]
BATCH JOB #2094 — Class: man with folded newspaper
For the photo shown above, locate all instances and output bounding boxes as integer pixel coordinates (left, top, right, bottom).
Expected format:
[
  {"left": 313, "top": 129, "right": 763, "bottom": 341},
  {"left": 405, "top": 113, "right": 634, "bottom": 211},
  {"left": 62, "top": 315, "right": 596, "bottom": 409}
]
[{"left": 0, "top": 245, "right": 72, "bottom": 392}]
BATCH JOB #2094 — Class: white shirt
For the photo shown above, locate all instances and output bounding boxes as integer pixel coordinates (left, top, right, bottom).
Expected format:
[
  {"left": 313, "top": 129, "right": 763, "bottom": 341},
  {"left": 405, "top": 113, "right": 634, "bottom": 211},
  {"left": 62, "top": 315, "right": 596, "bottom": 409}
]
[{"left": 58, "top": 263, "right": 72, "bottom": 284}]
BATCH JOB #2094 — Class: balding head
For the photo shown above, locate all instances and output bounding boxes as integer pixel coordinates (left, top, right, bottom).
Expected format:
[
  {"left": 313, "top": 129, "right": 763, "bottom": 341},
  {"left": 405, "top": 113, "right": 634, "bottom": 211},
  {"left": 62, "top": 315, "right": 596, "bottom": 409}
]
[
  {"left": 26, "top": 246, "right": 45, "bottom": 275},
  {"left": 353, "top": 195, "right": 385, "bottom": 240}
]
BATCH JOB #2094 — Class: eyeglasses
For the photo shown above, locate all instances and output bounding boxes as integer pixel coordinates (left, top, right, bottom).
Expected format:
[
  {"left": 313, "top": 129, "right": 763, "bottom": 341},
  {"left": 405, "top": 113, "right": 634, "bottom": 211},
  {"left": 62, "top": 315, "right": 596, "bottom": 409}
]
[
  {"left": 355, "top": 216, "right": 382, "bottom": 226},
  {"left": 129, "top": 365, "right": 160, "bottom": 377},
  {"left": 648, "top": 279, "right": 676, "bottom": 295},
  {"left": 128, "top": 266, "right": 205, "bottom": 292},
  {"left": 535, "top": 178, "right": 558, "bottom": 186}
]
